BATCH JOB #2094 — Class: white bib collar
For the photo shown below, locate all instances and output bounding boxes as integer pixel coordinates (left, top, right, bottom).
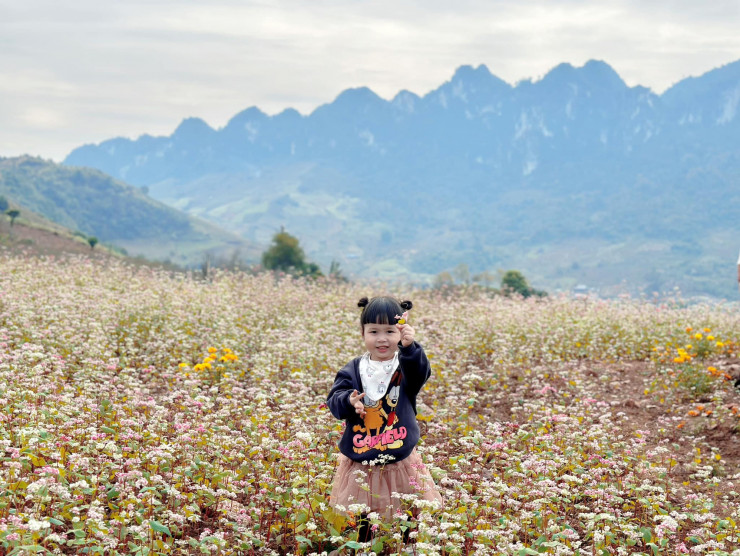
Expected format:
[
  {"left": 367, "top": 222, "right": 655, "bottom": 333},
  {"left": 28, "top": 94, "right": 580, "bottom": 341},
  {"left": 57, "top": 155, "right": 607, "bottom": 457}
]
[{"left": 358, "top": 351, "right": 399, "bottom": 404}]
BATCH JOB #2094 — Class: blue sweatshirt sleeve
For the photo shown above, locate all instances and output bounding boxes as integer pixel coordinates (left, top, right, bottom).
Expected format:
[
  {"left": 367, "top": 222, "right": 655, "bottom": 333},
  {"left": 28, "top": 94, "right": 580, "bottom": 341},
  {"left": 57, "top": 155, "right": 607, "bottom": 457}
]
[
  {"left": 327, "top": 360, "right": 357, "bottom": 420},
  {"left": 398, "top": 341, "right": 431, "bottom": 403}
]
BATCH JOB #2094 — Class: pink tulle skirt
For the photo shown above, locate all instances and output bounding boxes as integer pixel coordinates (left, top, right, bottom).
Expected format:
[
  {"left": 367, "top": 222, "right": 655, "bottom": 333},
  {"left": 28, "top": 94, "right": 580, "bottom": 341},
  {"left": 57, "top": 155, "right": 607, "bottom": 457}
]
[{"left": 329, "top": 449, "right": 443, "bottom": 519}]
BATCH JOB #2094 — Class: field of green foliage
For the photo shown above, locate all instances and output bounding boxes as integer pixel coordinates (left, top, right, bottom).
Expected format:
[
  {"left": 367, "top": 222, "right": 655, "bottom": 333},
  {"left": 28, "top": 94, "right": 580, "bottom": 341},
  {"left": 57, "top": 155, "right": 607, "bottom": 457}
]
[{"left": 1, "top": 253, "right": 739, "bottom": 555}]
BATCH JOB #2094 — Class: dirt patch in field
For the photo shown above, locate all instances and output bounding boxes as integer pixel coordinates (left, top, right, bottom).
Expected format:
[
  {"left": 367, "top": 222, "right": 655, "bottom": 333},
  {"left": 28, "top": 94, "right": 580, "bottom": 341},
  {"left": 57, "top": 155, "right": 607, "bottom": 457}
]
[
  {"left": 568, "top": 358, "right": 740, "bottom": 512},
  {"left": 0, "top": 220, "right": 106, "bottom": 256},
  {"left": 446, "top": 356, "right": 740, "bottom": 512}
]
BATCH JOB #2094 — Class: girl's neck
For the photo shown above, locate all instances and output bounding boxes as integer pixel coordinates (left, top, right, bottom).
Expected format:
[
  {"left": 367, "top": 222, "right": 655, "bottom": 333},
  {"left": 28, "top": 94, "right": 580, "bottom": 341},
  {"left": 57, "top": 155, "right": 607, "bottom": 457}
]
[{"left": 369, "top": 352, "right": 396, "bottom": 362}]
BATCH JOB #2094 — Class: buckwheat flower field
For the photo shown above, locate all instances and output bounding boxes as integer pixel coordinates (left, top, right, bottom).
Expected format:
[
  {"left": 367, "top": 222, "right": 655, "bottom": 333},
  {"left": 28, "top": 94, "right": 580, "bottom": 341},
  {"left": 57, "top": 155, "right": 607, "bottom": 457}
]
[{"left": 1, "top": 254, "right": 740, "bottom": 556}]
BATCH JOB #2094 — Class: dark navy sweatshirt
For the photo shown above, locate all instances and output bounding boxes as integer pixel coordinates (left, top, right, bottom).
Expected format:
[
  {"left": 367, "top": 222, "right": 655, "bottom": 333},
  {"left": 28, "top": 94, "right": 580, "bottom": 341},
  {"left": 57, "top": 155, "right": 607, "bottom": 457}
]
[{"left": 327, "top": 341, "right": 431, "bottom": 464}]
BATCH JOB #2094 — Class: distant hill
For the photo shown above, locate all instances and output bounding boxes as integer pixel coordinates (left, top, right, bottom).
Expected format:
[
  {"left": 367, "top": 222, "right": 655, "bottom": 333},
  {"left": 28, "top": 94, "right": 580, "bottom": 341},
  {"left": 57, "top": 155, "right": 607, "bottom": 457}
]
[
  {"left": 0, "top": 156, "right": 260, "bottom": 267},
  {"left": 0, "top": 202, "right": 135, "bottom": 260},
  {"left": 64, "top": 59, "right": 740, "bottom": 297}
]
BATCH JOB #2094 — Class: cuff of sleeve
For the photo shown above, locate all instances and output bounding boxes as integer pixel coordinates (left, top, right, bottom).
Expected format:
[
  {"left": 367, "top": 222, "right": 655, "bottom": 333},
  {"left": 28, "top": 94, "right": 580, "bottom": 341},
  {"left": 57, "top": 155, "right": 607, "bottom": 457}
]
[{"left": 399, "top": 341, "right": 419, "bottom": 355}]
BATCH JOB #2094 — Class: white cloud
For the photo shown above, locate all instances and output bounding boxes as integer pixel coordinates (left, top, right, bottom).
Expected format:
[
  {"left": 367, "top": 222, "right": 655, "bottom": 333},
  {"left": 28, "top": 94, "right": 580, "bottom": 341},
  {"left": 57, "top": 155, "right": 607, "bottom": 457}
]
[{"left": 0, "top": 0, "right": 739, "bottom": 161}]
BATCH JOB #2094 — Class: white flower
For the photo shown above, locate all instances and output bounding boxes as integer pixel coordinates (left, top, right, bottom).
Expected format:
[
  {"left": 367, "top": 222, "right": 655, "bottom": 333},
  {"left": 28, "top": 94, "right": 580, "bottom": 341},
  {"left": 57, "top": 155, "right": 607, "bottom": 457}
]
[{"left": 27, "top": 518, "right": 51, "bottom": 531}]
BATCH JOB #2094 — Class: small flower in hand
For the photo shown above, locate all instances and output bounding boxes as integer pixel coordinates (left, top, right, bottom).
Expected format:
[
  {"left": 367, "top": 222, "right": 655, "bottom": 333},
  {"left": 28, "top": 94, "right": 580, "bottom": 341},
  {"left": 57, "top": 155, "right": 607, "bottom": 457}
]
[{"left": 395, "top": 311, "right": 409, "bottom": 325}]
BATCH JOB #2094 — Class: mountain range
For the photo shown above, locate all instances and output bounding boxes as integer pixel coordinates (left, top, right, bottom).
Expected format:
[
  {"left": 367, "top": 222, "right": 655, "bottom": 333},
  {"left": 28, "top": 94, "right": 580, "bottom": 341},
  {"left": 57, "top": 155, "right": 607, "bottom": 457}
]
[{"left": 64, "top": 59, "right": 740, "bottom": 297}]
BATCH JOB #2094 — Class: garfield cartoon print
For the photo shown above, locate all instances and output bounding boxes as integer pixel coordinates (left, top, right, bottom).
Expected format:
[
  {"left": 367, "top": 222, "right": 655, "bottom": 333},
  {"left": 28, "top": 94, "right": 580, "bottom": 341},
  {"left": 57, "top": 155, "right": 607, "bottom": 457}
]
[{"left": 352, "top": 371, "right": 405, "bottom": 453}]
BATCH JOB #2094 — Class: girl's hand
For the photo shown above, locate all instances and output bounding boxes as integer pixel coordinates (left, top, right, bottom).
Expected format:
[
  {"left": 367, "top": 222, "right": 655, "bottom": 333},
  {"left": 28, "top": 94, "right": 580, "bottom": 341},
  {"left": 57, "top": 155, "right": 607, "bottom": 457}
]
[
  {"left": 350, "top": 390, "right": 366, "bottom": 418},
  {"left": 397, "top": 323, "right": 415, "bottom": 347}
]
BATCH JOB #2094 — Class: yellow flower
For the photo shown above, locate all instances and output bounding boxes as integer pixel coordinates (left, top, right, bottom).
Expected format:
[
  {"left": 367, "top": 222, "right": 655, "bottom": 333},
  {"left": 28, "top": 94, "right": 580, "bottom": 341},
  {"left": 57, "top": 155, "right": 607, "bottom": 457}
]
[
  {"left": 685, "top": 327, "right": 693, "bottom": 333},
  {"left": 703, "top": 327, "right": 711, "bottom": 333},
  {"left": 716, "top": 342, "right": 724, "bottom": 347},
  {"left": 694, "top": 333, "right": 703, "bottom": 340},
  {"left": 178, "top": 363, "right": 189, "bottom": 368},
  {"left": 207, "top": 347, "right": 217, "bottom": 354},
  {"left": 707, "top": 335, "right": 714, "bottom": 341}
]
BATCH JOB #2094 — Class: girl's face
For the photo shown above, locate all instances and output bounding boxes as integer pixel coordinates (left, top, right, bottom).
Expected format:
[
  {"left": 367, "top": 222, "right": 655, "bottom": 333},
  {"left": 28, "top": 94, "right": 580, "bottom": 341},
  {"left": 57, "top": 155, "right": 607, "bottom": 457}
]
[{"left": 362, "top": 322, "right": 401, "bottom": 361}]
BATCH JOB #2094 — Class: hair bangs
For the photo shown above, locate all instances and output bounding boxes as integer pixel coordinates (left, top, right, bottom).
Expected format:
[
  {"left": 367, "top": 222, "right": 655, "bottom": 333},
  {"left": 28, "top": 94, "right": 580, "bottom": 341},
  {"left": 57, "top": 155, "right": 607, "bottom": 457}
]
[{"left": 360, "top": 297, "right": 403, "bottom": 327}]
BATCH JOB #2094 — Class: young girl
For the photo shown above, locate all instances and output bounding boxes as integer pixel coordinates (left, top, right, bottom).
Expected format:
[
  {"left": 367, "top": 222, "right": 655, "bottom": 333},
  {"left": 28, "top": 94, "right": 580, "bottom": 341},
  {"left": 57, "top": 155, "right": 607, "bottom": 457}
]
[{"left": 327, "top": 296, "right": 442, "bottom": 532}]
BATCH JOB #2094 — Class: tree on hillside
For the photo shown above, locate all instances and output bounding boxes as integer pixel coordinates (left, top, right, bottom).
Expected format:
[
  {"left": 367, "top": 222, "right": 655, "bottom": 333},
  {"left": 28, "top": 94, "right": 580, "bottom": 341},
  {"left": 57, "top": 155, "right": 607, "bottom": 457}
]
[
  {"left": 472, "top": 270, "right": 497, "bottom": 288},
  {"left": 329, "top": 260, "right": 348, "bottom": 282},
  {"left": 262, "top": 228, "right": 322, "bottom": 277},
  {"left": 88, "top": 236, "right": 98, "bottom": 250},
  {"left": 6, "top": 209, "right": 19, "bottom": 227},
  {"left": 432, "top": 271, "right": 454, "bottom": 289},
  {"left": 453, "top": 263, "right": 471, "bottom": 284},
  {"left": 501, "top": 270, "right": 547, "bottom": 298}
]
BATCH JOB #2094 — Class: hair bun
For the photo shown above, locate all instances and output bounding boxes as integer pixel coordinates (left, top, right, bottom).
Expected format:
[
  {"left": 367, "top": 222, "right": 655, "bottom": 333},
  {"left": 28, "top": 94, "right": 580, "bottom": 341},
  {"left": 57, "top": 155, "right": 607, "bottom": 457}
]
[
  {"left": 400, "top": 300, "right": 413, "bottom": 311},
  {"left": 357, "top": 297, "right": 369, "bottom": 308}
]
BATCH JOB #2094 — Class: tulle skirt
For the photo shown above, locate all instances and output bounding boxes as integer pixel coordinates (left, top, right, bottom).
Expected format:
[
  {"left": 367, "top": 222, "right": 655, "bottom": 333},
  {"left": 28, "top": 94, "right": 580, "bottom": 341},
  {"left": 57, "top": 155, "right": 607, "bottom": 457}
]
[{"left": 329, "top": 448, "right": 443, "bottom": 519}]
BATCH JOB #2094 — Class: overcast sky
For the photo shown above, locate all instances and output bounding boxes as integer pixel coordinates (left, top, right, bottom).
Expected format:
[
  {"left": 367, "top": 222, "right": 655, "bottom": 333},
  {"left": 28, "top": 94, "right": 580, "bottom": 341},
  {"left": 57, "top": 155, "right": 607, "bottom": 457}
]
[{"left": 2, "top": 0, "right": 739, "bottom": 161}]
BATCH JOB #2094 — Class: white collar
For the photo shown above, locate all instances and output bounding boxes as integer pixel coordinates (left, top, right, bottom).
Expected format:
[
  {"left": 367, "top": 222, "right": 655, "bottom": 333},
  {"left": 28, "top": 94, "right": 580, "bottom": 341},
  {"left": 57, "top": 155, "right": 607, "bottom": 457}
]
[{"left": 358, "top": 351, "right": 399, "bottom": 404}]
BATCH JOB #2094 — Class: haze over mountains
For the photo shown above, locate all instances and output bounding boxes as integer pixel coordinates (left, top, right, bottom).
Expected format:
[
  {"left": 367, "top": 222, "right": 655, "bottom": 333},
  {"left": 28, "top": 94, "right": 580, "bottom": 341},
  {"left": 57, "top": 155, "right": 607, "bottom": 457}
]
[{"left": 64, "top": 59, "right": 740, "bottom": 297}]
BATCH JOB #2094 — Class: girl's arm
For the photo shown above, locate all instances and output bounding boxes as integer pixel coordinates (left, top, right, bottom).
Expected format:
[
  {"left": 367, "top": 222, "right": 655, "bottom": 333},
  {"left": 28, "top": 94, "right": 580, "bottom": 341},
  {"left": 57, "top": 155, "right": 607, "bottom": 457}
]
[
  {"left": 327, "top": 362, "right": 358, "bottom": 420},
  {"left": 398, "top": 341, "right": 431, "bottom": 396}
]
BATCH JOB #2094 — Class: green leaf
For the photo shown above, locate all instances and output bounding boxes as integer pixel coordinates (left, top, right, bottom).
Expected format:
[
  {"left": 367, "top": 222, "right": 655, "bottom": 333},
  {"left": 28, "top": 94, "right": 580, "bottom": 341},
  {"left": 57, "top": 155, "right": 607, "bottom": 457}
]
[
  {"left": 100, "top": 426, "right": 116, "bottom": 434},
  {"left": 371, "top": 539, "right": 385, "bottom": 552},
  {"left": 517, "top": 549, "right": 540, "bottom": 556},
  {"left": 343, "top": 541, "right": 364, "bottom": 549},
  {"left": 48, "top": 517, "right": 64, "bottom": 525},
  {"left": 149, "top": 520, "right": 172, "bottom": 537},
  {"left": 9, "top": 546, "right": 46, "bottom": 555},
  {"left": 295, "top": 535, "right": 313, "bottom": 547},
  {"left": 641, "top": 527, "right": 652, "bottom": 543}
]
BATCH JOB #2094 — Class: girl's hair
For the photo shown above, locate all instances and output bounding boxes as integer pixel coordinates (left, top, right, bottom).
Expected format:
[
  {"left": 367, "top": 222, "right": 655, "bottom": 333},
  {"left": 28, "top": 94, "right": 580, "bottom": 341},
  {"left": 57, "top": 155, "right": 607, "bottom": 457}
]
[{"left": 357, "top": 296, "right": 413, "bottom": 327}]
